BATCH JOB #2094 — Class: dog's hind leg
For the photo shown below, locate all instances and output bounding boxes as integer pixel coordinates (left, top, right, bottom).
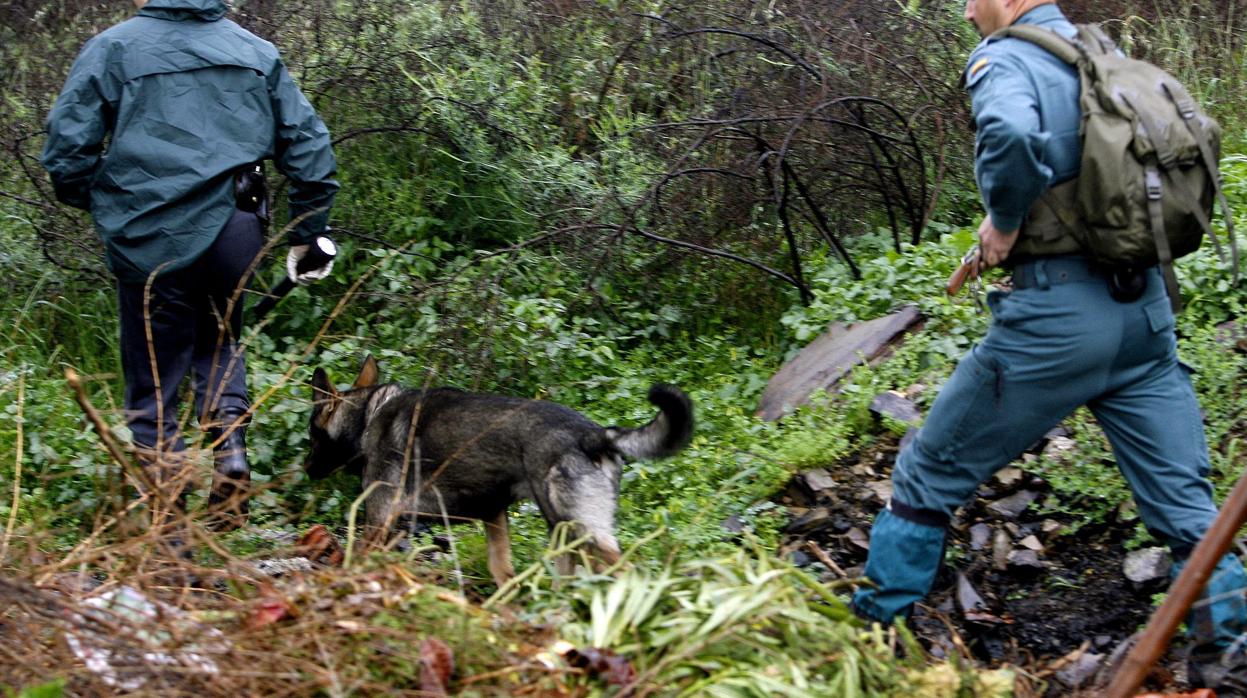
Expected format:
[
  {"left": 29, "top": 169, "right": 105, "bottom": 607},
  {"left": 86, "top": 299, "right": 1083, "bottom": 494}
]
[
  {"left": 484, "top": 510, "right": 516, "bottom": 586},
  {"left": 538, "top": 453, "right": 623, "bottom": 575}
]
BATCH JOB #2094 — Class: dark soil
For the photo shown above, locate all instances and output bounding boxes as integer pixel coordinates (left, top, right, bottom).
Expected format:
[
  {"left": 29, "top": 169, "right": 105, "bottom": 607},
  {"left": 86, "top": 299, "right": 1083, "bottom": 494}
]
[{"left": 776, "top": 431, "right": 1191, "bottom": 696}]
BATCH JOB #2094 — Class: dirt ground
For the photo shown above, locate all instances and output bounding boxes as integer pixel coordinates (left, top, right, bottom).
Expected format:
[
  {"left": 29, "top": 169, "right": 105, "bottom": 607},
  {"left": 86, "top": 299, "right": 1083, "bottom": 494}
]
[{"left": 777, "top": 431, "right": 1192, "bottom": 696}]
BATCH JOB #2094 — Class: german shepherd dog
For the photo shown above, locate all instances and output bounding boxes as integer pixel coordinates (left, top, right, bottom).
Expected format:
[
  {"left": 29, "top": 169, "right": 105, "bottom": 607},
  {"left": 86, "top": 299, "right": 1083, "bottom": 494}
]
[{"left": 304, "top": 356, "right": 693, "bottom": 585}]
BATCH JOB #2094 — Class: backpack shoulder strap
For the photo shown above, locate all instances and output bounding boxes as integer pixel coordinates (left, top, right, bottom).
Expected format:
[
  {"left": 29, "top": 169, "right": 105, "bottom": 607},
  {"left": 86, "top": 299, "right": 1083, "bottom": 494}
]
[
  {"left": 1077, "top": 24, "right": 1120, "bottom": 54},
  {"left": 990, "top": 24, "right": 1082, "bottom": 65}
]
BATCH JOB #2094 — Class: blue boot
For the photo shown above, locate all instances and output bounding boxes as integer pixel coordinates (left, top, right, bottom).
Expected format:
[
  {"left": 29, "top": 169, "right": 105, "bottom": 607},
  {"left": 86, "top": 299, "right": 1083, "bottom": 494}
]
[{"left": 851, "top": 506, "right": 947, "bottom": 623}]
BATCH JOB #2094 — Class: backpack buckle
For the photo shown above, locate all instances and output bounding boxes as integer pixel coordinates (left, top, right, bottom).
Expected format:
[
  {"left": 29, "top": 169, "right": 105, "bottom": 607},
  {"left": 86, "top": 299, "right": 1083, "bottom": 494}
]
[
  {"left": 1163, "top": 83, "right": 1198, "bottom": 120},
  {"left": 1145, "top": 169, "right": 1163, "bottom": 201}
]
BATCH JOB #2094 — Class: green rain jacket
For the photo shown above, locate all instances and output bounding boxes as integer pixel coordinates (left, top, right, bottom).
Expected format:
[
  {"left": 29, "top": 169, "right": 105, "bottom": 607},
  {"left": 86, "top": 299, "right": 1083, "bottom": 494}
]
[{"left": 41, "top": 0, "right": 338, "bottom": 283}]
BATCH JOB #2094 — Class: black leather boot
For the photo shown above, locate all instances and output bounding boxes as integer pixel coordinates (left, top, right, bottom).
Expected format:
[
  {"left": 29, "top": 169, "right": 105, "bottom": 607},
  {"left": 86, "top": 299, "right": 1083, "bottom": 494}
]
[{"left": 206, "top": 415, "right": 250, "bottom": 531}]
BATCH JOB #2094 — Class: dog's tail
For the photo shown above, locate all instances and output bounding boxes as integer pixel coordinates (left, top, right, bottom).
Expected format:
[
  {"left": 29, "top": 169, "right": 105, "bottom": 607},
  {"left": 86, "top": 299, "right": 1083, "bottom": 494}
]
[{"left": 604, "top": 384, "right": 694, "bottom": 460}]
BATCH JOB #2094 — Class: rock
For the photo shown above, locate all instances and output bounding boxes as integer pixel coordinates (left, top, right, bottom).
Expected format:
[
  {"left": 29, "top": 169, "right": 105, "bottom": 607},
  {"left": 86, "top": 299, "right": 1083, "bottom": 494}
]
[
  {"left": 988, "top": 490, "right": 1039, "bottom": 519},
  {"left": 1004, "top": 522, "right": 1021, "bottom": 537},
  {"left": 1043, "top": 435, "right": 1078, "bottom": 460},
  {"left": 722, "top": 514, "right": 745, "bottom": 535},
  {"left": 976, "top": 485, "right": 999, "bottom": 500},
  {"left": 1123, "top": 547, "right": 1171, "bottom": 584},
  {"left": 787, "top": 550, "right": 812, "bottom": 567},
  {"left": 252, "top": 528, "right": 299, "bottom": 545},
  {"left": 993, "top": 467, "right": 1024, "bottom": 489},
  {"left": 1055, "top": 652, "right": 1105, "bottom": 688},
  {"left": 861, "top": 481, "right": 892, "bottom": 504},
  {"left": 799, "top": 468, "right": 836, "bottom": 494},
  {"left": 869, "top": 390, "right": 922, "bottom": 425},
  {"left": 903, "top": 383, "right": 927, "bottom": 399},
  {"left": 253, "top": 557, "right": 314, "bottom": 577},
  {"left": 969, "top": 523, "right": 992, "bottom": 551},
  {"left": 1019, "top": 535, "right": 1044, "bottom": 551},
  {"left": 1094, "top": 634, "right": 1114, "bottom": 649},
  {"left": 956, "top": 572, "right": 985, "bottom": 613},
  {"left": 785, "top": 507, "right": 833, "bottom": 535},
  {"left": 1041, "top": 519, "right": 1064, "bottom": 535},
  {"left": 992, "top": 529, "right": 1012, "bottom": 571},
  {"left": 846, "top": 527, "right": 870, "bottom": 552},
  {"left": 1026, "top": 425, "right": 1073, "bottom": 453},
  {"left": 1007, "top": 549, "right": 1045, "bottom": 572}
]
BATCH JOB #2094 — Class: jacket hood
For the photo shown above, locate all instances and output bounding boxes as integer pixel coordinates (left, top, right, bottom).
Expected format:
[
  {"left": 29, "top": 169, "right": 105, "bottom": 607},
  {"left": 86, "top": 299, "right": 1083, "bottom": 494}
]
[{"left": 138, "top": 0, "right": 228, "bottom": 21}]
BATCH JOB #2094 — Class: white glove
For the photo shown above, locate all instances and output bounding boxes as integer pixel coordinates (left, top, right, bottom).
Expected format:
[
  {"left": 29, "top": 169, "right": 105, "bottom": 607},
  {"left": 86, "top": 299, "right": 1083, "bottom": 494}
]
[{"left": 286, "top": 239, "right": 336, "bottom": 285}]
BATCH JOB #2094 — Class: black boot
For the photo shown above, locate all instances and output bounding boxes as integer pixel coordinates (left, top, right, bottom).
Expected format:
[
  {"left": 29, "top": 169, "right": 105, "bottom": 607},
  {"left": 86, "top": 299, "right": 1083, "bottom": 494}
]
[{"left": 206, "top": 416, "right": 250, "bottom": 531}]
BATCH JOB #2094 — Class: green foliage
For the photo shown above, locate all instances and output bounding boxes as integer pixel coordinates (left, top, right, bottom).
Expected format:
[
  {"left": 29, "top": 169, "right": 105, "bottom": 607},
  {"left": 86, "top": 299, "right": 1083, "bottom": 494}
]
[
  {"left": 780, "top": 227, "right": 989, "bottom": 363},
  {"left": 5, "top": 679, "right": 65, "bottom": 698},
  {"left": 3, "top": 0, "right": 1247, "bottom": 690},
  {"left": 523, "top": 544, "right": 1013, "bottom": 697}
]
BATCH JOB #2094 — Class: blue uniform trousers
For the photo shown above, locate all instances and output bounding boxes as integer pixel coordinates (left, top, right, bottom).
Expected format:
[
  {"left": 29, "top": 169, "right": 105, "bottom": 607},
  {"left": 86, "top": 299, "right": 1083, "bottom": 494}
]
[
  {"left": 117, "top": 209, "right": 263, "bottom": 453},
  {"left": 852, "top": 257, "right": 1247, "bottom": 652}
]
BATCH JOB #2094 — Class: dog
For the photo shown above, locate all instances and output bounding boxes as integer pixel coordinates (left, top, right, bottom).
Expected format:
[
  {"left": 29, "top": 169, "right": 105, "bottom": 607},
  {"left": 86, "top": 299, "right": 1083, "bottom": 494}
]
[{"left": 304, "top": 356, "right": 694, "bottom": 585}]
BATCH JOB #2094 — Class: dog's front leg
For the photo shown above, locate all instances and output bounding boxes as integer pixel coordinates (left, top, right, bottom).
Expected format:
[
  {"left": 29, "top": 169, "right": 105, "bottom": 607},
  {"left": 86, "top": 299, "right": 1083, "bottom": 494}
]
[
  {"left": 484, "top": 510, "right": 516, "bottom": 586},
  {"left": 363, "top": 460, "right": 403, "bottom": 538}
]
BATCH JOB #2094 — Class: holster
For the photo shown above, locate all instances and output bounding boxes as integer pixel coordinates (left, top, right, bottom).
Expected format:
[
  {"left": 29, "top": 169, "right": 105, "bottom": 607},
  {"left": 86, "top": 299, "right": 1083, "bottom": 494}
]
[
  {"left": 234, "top": 163, "right": 269, "bottom": 226},
  {"left": 1106, "top": 266, "right": 1148, "bottom": 303}
]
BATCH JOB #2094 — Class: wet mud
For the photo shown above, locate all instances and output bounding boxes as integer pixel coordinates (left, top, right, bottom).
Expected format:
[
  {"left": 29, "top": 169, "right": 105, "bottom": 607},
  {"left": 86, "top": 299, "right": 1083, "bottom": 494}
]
[{"left": 776, "top": 432, "right": 1191, "bottom": 695}]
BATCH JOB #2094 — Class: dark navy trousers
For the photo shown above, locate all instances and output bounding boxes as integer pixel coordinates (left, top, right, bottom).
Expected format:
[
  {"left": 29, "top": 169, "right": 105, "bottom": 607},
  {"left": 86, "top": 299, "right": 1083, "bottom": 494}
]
[
  {"left": 117, "top": 210, "right": 263, "bottom": 452},
  {"left": 853, "top": 257, "right": 1247, "bottom": 652}
]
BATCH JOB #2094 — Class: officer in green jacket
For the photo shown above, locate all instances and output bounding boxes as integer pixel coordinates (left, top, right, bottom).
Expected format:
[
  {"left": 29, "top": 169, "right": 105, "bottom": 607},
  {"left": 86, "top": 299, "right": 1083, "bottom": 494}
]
[
  {"left": 41, "top": 0, "right": 339, "bottom": 531},
  {"left": 851, "top": 1, "right": 1247, "bottom": 692}
]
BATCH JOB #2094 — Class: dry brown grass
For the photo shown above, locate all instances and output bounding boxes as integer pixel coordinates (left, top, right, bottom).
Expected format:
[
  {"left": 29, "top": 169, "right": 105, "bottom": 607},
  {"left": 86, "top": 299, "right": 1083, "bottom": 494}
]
[{"left": 0, "top": 517, "right": 577, "bottom": 697}]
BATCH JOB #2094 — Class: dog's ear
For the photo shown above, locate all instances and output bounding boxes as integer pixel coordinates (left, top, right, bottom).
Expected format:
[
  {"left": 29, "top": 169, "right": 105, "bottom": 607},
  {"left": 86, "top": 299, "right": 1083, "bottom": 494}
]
[
  {"left": 311, "top": 367, "right": 339, "bottom": 410},
  {"left": 353, "top": 355, "right": 379, "bottom": 389}
]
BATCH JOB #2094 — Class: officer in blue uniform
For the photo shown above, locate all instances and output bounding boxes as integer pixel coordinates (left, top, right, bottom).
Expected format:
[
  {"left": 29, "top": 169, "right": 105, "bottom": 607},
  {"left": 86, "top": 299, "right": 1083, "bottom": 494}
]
[{"left": 851, "top": 1, "right": 1247, "bottom": 690}]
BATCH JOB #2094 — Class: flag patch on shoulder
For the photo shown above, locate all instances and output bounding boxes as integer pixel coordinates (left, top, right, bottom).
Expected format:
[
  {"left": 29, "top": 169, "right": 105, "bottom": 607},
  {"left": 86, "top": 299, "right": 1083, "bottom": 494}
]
[{"left": 966, "top": 57, "right": 993, "bottom": 87}]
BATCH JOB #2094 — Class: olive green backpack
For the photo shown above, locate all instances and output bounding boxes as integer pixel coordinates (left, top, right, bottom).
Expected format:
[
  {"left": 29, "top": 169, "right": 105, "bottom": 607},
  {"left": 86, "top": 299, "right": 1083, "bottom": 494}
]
[{"left": 994, "top": 23, "right": 1238, "bottom": 310}]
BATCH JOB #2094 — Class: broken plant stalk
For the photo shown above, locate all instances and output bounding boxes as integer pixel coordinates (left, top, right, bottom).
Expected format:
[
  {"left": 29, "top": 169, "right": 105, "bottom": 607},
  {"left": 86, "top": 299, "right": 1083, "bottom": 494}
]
[
  {"left": 1106, "top": 469, "right": 1247, "bottom": 697},
  {"left": 63, "top": 366, "right": 232, "bottom": 561}
]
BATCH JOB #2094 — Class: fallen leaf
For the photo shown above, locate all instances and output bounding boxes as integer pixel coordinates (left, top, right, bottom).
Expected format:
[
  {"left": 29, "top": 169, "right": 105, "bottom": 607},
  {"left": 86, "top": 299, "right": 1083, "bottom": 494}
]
[
  {"left": 420, "top": 636, "right": 454, "bottom": 696},
  {"left": 296, "top": 524, "right": 345, "bottom": 566},
  {"left": 246, "top": 595, "right": 294, "bottom": 630}
]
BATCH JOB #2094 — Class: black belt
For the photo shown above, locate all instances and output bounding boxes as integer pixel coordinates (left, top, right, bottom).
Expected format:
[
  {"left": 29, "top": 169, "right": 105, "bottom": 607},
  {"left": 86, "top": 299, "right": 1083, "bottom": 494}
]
[{"left": 1011, "top": 256, "right": 1103, "bottom": 290}]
